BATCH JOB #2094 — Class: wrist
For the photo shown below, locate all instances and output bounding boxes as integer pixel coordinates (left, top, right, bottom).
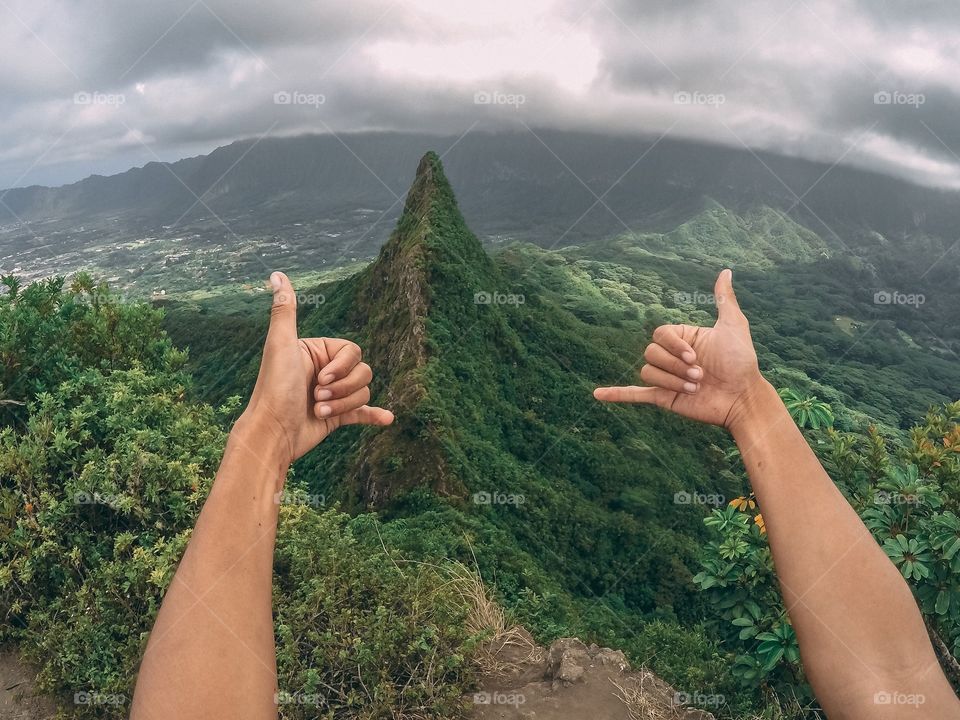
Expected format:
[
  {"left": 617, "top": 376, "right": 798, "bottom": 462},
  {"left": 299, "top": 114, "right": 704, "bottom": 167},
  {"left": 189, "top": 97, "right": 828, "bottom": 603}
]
[
  {"left": 726, "top": 377, "right": 783, "bottom": 440},
  {"left": 230, "top": 411, "right": 293, "bottom": 475}
]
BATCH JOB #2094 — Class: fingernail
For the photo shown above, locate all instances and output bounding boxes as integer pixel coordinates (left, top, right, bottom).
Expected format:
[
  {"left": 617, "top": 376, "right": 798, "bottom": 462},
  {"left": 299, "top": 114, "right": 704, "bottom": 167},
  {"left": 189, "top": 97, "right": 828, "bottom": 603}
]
[
  {"left": 682, "top": 351, "right": 696, "bottom": 364},
  {"left": 686, "top": 366, "right": 702, "bottom": 380},
  {"left": 318, "top": 404, "right": 332, "bottom": 417},
  {"left": 683, "top": 382, "right": 699, "bottom": 393},
  {"left": 317, "top": 389, "right": 332, "bottom": 401},
  {"left": 270, "top": 272, "right": 281, "bottom": 291},
  {"left": 319, "top": 374, "right": 334, "bottom": 385}
]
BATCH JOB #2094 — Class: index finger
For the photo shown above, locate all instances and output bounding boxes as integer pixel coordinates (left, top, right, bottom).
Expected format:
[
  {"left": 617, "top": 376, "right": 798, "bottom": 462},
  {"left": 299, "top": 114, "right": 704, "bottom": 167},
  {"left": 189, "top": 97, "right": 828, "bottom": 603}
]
[{"left": 594, "top": 385, "right": 676, "bottom": 408}]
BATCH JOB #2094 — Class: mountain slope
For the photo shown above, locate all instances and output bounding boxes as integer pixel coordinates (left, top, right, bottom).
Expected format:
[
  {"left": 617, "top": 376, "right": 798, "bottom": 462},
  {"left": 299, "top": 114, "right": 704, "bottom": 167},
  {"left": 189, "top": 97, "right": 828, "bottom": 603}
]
[
  {"left": 341, "top": 150, "right": 503, "bottom": 504},
  {"left": 7, "top": 130, "right": 960, "bottom": 245},
  {"left": 283, "top": 152, "right": 736, "bottom": 627}
]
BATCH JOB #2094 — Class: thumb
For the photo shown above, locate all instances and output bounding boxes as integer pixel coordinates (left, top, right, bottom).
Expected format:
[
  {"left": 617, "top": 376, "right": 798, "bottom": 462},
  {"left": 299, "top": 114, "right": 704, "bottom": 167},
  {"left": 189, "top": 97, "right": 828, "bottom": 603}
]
[
  {"left": 267, "top": 272, "right": 298, "bottom": 348},
  {"left": 714, "top": 269, "right": 745, "bottom": 325}
]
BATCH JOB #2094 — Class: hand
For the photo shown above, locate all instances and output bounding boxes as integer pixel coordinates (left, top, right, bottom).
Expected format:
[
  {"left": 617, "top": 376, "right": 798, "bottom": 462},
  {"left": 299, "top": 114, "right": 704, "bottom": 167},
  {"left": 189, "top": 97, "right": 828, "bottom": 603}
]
[
  {"left": 594, "top": 269, "right": 768, "bottom": 430},
  {"left": 239, "top": 272, "right": 393, "bottom": 465}
]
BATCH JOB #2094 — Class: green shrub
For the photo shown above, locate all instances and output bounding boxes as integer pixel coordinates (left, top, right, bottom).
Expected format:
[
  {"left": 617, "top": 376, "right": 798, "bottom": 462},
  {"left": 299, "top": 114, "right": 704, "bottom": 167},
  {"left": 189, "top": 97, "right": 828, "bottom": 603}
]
[
  {"left": 693, "top": 395, "right": 960, "bottom": 716},
  {"left": 0, "top": 276, "right": 486, "bottom": 718}
]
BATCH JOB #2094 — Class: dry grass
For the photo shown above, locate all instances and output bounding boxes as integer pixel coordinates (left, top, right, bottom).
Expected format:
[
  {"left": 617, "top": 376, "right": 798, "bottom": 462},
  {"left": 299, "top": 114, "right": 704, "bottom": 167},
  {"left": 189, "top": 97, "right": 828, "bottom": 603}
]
[
  {"left": 441, "top": 560, "right": 544, "bottom": 675},
  {"left": 610, "top": 670, "right": 683, "bottom": 720}
]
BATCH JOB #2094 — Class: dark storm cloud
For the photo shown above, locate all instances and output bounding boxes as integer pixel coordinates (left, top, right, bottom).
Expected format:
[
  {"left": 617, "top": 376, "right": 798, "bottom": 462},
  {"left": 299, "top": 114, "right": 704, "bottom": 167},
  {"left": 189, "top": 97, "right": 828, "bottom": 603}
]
[{"left": 2, "top": 0, "right": 960, "bottom": 189}]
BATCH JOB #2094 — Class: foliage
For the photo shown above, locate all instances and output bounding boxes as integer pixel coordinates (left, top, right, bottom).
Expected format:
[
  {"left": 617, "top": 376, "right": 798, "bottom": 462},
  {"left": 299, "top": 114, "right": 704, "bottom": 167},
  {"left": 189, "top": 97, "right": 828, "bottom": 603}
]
[
  {"left": 0, "top": 281, "right": 483, "bottom": 719},
  {"left": 694, "top": 394, "right": 960, "bottom": 714},
  {"left": 778, "top": 388, "right": 835, "bottom": 430},
  {"left": 0, "top": 273, "right": 183, "bottom": 427}
]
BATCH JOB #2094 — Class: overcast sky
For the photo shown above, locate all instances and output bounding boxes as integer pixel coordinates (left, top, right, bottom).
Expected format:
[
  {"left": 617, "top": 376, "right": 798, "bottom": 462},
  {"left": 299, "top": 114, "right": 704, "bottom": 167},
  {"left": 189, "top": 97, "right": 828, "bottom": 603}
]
[{"left": 1, "top": 0, "right": 959, "bottom": 189}]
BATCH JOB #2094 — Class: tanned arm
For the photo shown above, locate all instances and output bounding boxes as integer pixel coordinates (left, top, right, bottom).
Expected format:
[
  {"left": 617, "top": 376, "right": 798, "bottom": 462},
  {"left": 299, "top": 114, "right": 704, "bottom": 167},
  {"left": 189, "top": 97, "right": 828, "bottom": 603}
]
[
  {"left": 130, "top": 272, "right": 393, "bottom": 720},
  {"left": 595, "top": 269, "right": 959, "bottom": 719}
]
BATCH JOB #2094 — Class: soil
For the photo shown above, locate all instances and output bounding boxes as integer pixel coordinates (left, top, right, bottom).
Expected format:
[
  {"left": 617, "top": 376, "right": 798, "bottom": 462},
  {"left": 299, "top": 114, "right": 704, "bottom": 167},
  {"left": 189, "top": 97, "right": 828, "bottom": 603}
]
[
  {"left": 0, "top": 648, "right": 57, "bottom": 720},
  {"left": 468, "top": 630, "right": 717, "bottom": 720},
  {"left": 1, "top": 633, "right": 719, "bottom": 720}
]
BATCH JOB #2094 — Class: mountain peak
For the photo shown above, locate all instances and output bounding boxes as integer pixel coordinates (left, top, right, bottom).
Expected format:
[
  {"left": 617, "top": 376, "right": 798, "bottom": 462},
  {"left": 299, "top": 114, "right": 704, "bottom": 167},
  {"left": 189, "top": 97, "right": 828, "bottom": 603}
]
[{"left": 345, "top": 152, "right": 500, "bottom": 507}]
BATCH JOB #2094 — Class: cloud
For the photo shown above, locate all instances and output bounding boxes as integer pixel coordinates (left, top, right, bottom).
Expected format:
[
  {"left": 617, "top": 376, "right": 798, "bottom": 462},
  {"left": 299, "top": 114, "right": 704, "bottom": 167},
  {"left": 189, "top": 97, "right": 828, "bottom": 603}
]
[{"left": 1, "top": 0, "right": 960, "bottom": 189}]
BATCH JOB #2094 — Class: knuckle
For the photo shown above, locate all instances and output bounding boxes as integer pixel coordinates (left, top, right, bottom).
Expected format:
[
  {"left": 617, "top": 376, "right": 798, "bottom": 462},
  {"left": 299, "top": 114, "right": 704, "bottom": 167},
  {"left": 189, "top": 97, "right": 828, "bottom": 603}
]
[{"left": 270, "top": 300, "right": 293, "bottom": 317}]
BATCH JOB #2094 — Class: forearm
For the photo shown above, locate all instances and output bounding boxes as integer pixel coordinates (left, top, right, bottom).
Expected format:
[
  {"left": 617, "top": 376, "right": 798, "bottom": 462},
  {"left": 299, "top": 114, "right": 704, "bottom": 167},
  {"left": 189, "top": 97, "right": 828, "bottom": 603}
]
[
  {"left": 131, "top": 415, "right": 288, "bottom": 720},
  {"left": 731, "top": 380, "right": 956, "bottom": 717}
]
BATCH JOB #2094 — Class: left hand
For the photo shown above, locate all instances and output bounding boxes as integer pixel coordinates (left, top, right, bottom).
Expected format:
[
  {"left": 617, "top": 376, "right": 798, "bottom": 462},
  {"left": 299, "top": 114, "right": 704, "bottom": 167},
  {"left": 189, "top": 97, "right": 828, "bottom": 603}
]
[{"left": 241, "top": 272, "right": 393, "bottom": 465}]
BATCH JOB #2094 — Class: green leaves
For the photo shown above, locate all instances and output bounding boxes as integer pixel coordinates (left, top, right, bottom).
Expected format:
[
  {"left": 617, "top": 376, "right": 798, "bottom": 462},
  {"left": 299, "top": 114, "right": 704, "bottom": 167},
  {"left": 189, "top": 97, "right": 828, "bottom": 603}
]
[
  {"left": 778, "top": 388, "right": 835, "bottom": 430},
  {"left": 696, "top": 400, "right": 960, "bottom": 708},
  {"left": 883, "top": 534, "right": 934, "bottom": 580}
]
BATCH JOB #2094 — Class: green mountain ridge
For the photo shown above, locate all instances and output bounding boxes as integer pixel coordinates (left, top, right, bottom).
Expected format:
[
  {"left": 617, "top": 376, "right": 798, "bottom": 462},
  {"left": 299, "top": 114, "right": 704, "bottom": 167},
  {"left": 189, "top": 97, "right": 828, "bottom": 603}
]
[
  {"left": 149, "top": 151, "right": 960, "bottom": 716},
  {"left": 284, "top": 152, "right": 731, "bottom": 625}
]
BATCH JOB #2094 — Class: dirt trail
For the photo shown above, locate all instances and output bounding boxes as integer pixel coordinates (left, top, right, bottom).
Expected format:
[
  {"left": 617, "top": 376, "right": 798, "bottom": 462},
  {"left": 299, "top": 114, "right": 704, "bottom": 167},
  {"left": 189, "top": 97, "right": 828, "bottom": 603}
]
[
  {"left": 1, "top": 634, "right": 718, "bottom": 720},
  {"left": 469, "top": 631, "right": 717, "bottom": 720},
  {"left": 0, "top": 649, "right": 57, "bottom": 720}
]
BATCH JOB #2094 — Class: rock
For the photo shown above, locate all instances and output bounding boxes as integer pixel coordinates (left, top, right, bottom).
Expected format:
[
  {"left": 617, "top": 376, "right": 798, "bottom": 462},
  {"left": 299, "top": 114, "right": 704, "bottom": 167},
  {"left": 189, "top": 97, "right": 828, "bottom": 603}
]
[{"left": 470, "top": 636, "right": 717, "bottom": 720}]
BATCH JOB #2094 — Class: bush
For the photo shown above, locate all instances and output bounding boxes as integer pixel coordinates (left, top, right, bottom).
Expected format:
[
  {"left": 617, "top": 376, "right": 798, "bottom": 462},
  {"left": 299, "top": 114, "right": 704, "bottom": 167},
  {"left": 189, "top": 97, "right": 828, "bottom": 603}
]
[
  {"left": 693, "top": 394, "right": 960, "bottom": 716},
  {"left": 0, "top": 317, "right": 484, "bottom": 718}
]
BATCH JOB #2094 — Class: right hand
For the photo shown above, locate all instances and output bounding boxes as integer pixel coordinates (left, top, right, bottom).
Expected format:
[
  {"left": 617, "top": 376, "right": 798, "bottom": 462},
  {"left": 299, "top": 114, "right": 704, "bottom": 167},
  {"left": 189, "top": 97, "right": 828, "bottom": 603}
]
[
  {"left": 240, "top": 272, "right": 393, "bottom": 465},
  {"left": 594, "top": 269, "right": 767, "bottom": 430}
]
